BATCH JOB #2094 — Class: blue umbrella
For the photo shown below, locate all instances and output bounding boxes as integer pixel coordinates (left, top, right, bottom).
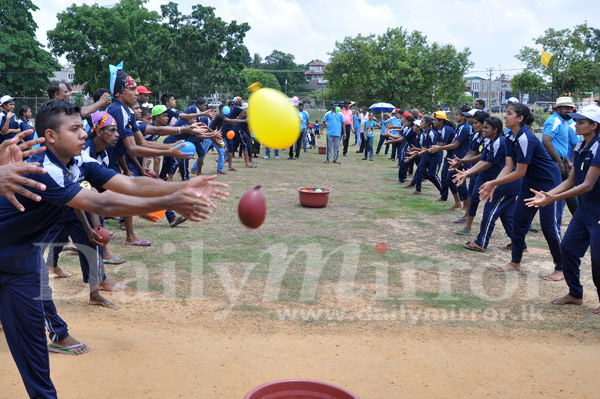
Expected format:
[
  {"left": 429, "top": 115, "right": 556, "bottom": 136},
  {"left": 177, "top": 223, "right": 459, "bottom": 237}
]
[{"left": 368, "top": 102, "right": 396, "bottom": 112}]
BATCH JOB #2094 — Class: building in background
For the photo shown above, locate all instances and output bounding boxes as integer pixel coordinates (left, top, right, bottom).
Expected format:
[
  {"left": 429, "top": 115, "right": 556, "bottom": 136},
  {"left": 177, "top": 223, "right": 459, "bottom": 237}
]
[{"left": 304, "top": 60, "right": 328, "bottom": 90}]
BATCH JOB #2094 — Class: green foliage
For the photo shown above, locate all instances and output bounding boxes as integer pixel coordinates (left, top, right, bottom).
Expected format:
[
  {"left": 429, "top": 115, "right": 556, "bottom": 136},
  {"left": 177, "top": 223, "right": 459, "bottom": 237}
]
[
  {"left": 515, "top": 22, "right": 600, "bottom": 98},
  {"left": 47, "top": 0, "right": 250, "bottom": 98},
  {"left": 261, "top": 50, "right": 305, "bottom": 93},
  {"left": 0, "top": 0, "right": 61, "bottom": 96},
  {"left": 72, "top": 91, "right": 85, "bottom": 107},
  {"left": 325, "top": 28, "right": 472, "bottom": 111},
  {"left": 234, "top": 68, "right": 281, "bottom": 98},
  {"left": 511, "top": 70, "right": 546, "bottom": 96}
]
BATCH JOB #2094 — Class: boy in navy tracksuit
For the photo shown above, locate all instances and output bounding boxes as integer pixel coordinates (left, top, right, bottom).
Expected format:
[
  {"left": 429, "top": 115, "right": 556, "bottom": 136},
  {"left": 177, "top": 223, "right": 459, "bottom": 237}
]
[
  {"left": 525, "top": 105, "right": 600, "bottom": 314},
  {"left": 479, "top": 103, "right": 562, "bottom": 274},
  {"left": 428, "top": 111, "right": 459, "bottom": 209},
  {"left": 0, "top": 100, "right": 228, "bottom": 398}
]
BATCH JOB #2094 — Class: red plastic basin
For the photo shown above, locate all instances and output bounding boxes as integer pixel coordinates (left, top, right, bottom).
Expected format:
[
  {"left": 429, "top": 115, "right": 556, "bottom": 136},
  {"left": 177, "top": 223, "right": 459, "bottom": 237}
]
[
  {"left": 318, "top": 146, "right": 326, "bottom": 154},
  {"left": 297, "top": 187, "right": 331, "bottom": 208},
  {"left": 244, "top": 379, "right": 359, "bottom": 399}
]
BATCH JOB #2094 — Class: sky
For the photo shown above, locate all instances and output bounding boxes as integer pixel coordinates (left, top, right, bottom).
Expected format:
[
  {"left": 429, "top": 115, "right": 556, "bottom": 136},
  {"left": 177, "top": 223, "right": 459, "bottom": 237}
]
[{"left": 33, "top": 0, "right": 600, "bottom": 79}]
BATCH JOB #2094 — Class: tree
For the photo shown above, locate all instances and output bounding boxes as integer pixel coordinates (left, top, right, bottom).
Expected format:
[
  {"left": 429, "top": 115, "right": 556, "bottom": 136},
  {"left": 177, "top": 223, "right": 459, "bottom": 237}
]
[
  {"left": 262, "top": 50, "right": 305, "bottom": 93},
  {"left": 232, "top": 68, "right": 280, "bottom": 98},
  {"left": 325, "top": 28, "right": 472, "bottom": 111},
  {"left": 0, "top": 0, "right": 61, "bottom": 96},
  {"left": 251, "top": 53, "right": 262, "bottom": 68},
  {"left": 511, "top": 70, "right": 546, "bottom": 97},
  {"left": 515, "top": 22, "right": 600, "bottom": 99},
  {"left": 48, "top": 0, "right": 162, "bottom": 94}
]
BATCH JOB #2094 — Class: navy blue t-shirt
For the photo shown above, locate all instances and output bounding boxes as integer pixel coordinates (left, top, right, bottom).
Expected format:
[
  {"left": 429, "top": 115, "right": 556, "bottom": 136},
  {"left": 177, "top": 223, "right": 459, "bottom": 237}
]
[
  {"left": 0, "top": 149, "right": 117, "bottom": 274},
  {"left": 221, "top": 105, "right": 245, "bottom": 133},
  {"left": 438, "top": 125, "right": 456, "bottom": 158},
  {"left": 453, "top": 121, "right": 472, "bottom": 158},
  {"left": 106, "top": 100, "right": 139, "bottom": 170},
  {"left": 480, "top": 135, "right": 520, "bottom": 196},
  {"left": 505, "top": 126, "right": 560, "bottom": 189},
  {"left": 572, "top": 135, "right": 600, "bottom": 223}
]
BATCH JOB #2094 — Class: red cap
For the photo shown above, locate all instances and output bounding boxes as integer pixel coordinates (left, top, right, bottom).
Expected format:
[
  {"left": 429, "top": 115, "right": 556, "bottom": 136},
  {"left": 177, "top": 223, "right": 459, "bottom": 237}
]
[
  {"left": 137, "top": 85, "right": 152, "bottom": 94},
  {"left": 418, "top": 112, "right": 423, "bottom": 117},
  {"left": 403, "top": 111, "right": 411, "bottom": 118}
]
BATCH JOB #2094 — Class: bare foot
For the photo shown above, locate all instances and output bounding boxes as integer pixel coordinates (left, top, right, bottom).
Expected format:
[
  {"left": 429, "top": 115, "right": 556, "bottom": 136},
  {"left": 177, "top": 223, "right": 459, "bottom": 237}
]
[
  {"left": 48, "top": 266, "right": 72, "bottom": 278},
  {"left": 50, "top": 335, "right": 89, "bottom": 355},
  {"left": 551, "top": 295, "right": 583, "bottom": 306},
  {"left": 99, "top": 278, "right": 126, "bottom": 292},
  {"left": 447, "top": 203, "right": 462, "bottom": 211},
  {"left": 496, "top": 262, "right": 520, "bottom": 272},
  {"left": 89, "top": 290, "right": 115, "bottom": 308},
  {"left": 217, "top": 171, "right": 227, "bottom": 175},
  {"left": 543, "top": 270, "right": 564, "bottom": 281}
]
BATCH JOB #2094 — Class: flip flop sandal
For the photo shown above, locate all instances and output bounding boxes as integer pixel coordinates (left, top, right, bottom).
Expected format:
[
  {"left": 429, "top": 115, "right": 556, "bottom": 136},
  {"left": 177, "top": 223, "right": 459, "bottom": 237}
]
[
  {"left": 48, "top": 342, "right": 89, "bottom": 356},
  {"left": 126, "top": 239, "right": 152, "bottom": 246},
  {"left": 464, "top": 241, "right": 485, "bottom": 252},
  {"left": 455, "top": 228, "right": 471, "bottom": 235},
  {"left": 169, "top": 216, "right": 188, "bottom": 228},
  {"left": 453, "top": 217, "right": 468, "bottom": 223},
  {"left": 103, "top": 257, "right": 126, "bottom": 265}
]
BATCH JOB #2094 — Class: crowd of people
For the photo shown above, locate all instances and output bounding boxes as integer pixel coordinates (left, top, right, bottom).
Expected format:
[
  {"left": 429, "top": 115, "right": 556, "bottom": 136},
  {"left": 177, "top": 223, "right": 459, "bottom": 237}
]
[{"left": 1, "top": 61, "right": 600, "bottom": 397}]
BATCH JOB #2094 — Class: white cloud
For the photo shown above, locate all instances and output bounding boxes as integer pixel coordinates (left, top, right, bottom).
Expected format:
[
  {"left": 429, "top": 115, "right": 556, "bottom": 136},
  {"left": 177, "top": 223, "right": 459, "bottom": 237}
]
[{"left": 33, "top": 0, "right": 600, "bottom": 78}]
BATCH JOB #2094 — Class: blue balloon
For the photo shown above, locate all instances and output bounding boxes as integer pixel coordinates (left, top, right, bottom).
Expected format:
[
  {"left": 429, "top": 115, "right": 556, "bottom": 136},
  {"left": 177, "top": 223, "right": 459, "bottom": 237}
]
[
  {"left": 223, "top": 106, "right": 231, "bottom": 116},
  {"left": 175, "top": 141, "right": 195, "bottom": 157}
]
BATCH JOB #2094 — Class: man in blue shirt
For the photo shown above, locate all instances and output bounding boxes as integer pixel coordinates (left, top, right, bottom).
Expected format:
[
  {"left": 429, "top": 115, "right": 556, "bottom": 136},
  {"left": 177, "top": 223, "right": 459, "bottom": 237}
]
[
  {"left": 542, "top": 96, "right": 579, "bottom": 231},
  {"left": 289, "top": 102, "right": 309, "bottom": 159},
  {"left": 322, "top": 102, "right": 344, "bottom": 164},
  {"left": 0, "top": 100, "right": 229, "bottom": 398}
]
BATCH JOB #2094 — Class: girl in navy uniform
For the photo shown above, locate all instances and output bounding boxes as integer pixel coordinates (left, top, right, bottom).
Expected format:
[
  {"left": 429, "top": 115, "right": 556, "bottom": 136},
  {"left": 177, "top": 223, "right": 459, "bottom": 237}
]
[
  {"left": 479, "top": 103, "right": 562, "bottom": 274},
  {"left": 429, "top": 111, "right": 461, "bottom": 209},
  {"left": 408, "top": 117, "right": 442, "bottom": 194},
  {"left": 449, "top": 111, "right": 489, "bottom": 233},
  {"left": 525, "top": 105, "right": 600, "bottom": 314},
  {"left": 454, "top": 117, "right": 520, "bottom": 251}
]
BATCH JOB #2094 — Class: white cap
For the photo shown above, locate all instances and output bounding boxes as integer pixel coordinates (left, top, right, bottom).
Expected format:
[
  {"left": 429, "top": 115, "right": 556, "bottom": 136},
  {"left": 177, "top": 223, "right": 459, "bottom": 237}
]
[
  {"left": 0, "top": 95, "right": 15, "bottom": 105},
  {"left": 414, "top": 119, "right": 422, "bottom": 127},
  {"left": 506, "top": 97, "right": 519, "bottom": 104},
  {"left": 568, "top": 105, "right": 600, "bottom": 124}
]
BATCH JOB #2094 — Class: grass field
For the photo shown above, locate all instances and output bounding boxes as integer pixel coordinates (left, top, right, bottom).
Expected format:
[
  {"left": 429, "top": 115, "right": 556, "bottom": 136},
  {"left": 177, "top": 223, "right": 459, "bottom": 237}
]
[{"left": 51, "top": 145, "right": 599, "bottom": 332}]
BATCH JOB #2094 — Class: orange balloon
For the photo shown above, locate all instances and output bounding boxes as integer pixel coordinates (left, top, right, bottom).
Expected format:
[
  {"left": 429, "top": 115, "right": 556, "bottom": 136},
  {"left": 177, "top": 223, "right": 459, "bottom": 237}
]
[{"left": 227, "top": 130, "right": 235, "bottom": 140}]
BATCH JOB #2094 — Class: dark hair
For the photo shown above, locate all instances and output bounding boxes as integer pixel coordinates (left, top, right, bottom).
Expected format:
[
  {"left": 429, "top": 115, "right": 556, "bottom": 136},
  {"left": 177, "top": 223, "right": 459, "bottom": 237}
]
[
  {"left": 141, "top": 107, "right": 152, "bottom": 118},
  {"left": 405, "top": 116, "right": 415, "bottom": 124},
  {"left": 476, "top": 99, "right": 485, "bottom": 107},
  {"left": 459, "top": 105, "right": 471, "bottom": 113},
  {"left": 195, "top": 97, "right": 207, "bottom": 106},
  {"left": 161, "top": 93, "right": 174, "bottom": 105},
  {"left": 508, "top": 103, "right": 534, "bottom": 127},
  {"left": 93, "top": 88, "right": 110, "bottom": 103},
  {"left": 422, "top": 116, "right": 433, "bottom": 127},
  {"left": 47, "top": 81, "right": 71, "bottom": 99},
  {"left": 442, "top": 119, "right": 457, "bottom": 129},
  {"left": 18, "top": 105, "right": 31, "bottom": 119},
  {"left": 484, "top": 117, "right": 504, "bottom": 136},
  {"left": 35, "top": 100, "right": 81, "bottom": 137},
  {"left": 473, "top": 111, "right": 490, "bottom": 124}
]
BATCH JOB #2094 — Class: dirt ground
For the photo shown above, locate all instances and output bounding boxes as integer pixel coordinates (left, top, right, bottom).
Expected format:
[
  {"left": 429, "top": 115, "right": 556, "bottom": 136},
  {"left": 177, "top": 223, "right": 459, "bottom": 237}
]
[
  {"left": 2, "top": 149, "right": 600, "bottom": 398},
  {"left": 1, "top": 299, "right": 598, "bottom": 399}
]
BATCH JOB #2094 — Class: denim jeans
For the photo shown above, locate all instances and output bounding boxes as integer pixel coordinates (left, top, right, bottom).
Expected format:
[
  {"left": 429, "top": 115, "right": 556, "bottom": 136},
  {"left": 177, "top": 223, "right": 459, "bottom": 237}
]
[
  {"left": 265, "top": 147, "right": 279, "bottom": 158},
  {"left": 364, "top": 136, "right": 374, "bottom": 158}
]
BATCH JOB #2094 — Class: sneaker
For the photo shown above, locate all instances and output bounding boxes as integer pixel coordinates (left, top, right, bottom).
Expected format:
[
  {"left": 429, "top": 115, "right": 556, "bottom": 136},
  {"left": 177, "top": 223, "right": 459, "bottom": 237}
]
[
  {"left": 263, "top": 156, "right": 270, "bottom": 159},
  {"left": 362, "top": 158, "right": 367, "bottom": 160},
  {"left": 294, "top": 156, "right": 298, "bottom": 160},
  {"left": 333, "top": 160, "right": 341, "bottom": 164},
  {"left": 275, "top": 156, "right": 279, "bottom": 159},
  {"left": 288, "top": 157, "right": 293, "bottom": 160},
  {"left": 324, "top": 159, "right": 330, "bottom": 164}
]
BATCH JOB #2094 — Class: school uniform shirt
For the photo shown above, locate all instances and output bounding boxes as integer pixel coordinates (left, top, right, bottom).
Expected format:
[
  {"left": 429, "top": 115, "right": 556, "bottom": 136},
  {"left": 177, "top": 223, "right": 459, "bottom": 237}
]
[
  {"left": 322, "top": 111, "right": 344, "bottom": 137},
  {"left": 506, "top": 126, "right": 560, "bottom": 188},
  {"left": 299, "top": 110, "right": 310, "bottom": 130},
  {"left": 438, "top": 125, "right": 456, "bottom": 147},
  {"left": 106, "top": 99, "right": 139, "bottom": 170},
  {"left": 566, "top": 120, "right": 581, "bottom": 161},
  {"left": 572, "top": 135, "right": 600, "bottom": 222},
  {"left": 480, "top": 135, "right": 520, "bottom": 196},
  {"left": 0, "top": 149, "right": 116, "bottom": 274},
  {"left": 453, "top": 121, "right": 472, "bottom": 159},
  {"left": 401, "top": 125, "right": 420, "bottom": 148},
  {"left": 167, "top": 107, "right": 180, "bottom": 125},
  {"left": 19, "top": 118, "right": 37, "bottom": 143},
  {"left": 422, "top": 129, "right": 439, "bottom": 158},
  {"left": 83, "top": 136, "right": 110, "bottom": 167},
  {"left": 363, "top": 120, "right": 377, "bottom": 137},
  {"left": 0, "top": 111, "right": 20, "bottom": 142},
  {"left": 542, "top": 112, "right": 570, "bottom": 159}
]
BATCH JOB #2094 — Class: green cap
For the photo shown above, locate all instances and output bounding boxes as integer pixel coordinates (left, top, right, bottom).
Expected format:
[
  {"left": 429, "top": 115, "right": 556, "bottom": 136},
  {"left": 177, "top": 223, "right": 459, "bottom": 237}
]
[{"left": 151, "top": 104, "right": 168, "bottom": 117}]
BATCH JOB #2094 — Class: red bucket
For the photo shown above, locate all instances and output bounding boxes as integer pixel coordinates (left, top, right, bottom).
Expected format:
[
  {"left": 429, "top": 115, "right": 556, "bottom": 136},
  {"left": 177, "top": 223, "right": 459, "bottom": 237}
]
[
  {"left": 297, "top": 188, "right": 331, "bottom": 208},
  {"left": 318, "top": 146, "right": 326, "bottom": 154},
  {"left": 244, "top": 379, "right": 359, "bottom": 399}
]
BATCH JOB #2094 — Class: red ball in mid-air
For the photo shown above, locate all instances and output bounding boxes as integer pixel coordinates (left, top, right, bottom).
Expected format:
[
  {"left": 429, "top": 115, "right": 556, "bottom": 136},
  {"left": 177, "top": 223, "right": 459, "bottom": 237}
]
[
  {"left": 94, "top": 226, "right": 111, "bottom": 245},
  {"left": 238, "top": 186, "right": 266, "bottom": 229},
  {"left": 146, "top": 169, "right": 157, "bottom": 178}
]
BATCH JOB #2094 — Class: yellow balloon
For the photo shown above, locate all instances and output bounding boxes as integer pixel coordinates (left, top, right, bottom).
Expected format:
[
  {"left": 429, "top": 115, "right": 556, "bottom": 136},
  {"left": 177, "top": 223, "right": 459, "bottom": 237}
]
[{"left": 247, "top": 82, "right": 300, "bottom": 149}]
